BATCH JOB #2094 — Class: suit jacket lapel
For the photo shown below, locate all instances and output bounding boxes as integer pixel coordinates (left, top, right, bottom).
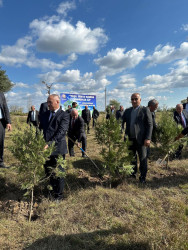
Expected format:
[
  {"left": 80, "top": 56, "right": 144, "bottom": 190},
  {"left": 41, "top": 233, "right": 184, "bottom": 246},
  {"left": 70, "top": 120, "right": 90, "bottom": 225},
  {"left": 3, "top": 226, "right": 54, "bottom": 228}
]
[{"left": 135, "top": 105, "right": 142, "bottom": 122}]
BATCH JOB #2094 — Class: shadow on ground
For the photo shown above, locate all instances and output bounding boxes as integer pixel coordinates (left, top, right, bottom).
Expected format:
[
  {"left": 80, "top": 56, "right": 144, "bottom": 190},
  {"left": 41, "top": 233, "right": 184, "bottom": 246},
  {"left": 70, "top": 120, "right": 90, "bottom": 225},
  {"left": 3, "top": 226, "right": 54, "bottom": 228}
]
[
  {"left": 24, "top": 226, "right": 150, "bottom": 250},
  {"left": 0, "top": 173, "right": 24, "bottom": 202}
]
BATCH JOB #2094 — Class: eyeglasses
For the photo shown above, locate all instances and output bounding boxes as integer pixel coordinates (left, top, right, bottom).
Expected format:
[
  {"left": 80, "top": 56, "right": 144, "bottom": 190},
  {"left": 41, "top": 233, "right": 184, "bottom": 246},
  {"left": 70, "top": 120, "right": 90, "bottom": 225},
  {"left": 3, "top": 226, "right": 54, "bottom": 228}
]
[{"left": 131, "top": 98, "right": 138, "bottom": 101}]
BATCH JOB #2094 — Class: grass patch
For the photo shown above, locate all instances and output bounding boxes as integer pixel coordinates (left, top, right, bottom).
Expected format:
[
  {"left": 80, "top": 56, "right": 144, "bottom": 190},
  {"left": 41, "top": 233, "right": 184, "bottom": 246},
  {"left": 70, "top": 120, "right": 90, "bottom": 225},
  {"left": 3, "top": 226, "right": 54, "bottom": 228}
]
[{"left": 0, "top": 114, "right": 187, "bottom": 249}]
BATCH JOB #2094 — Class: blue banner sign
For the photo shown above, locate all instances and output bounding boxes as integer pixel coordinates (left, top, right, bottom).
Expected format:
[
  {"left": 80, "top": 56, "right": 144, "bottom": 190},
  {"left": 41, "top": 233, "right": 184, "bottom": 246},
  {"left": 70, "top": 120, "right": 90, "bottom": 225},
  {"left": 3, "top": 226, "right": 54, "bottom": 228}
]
[{"left": 60, "top": 93, "right": 96, "bottom": 115}]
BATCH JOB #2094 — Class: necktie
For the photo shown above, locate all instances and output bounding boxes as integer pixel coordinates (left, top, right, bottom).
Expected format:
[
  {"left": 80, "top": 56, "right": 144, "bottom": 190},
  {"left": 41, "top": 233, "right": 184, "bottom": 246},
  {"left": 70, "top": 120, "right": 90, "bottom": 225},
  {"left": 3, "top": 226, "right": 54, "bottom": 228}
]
[
  {"left": 49, "top": 111, "right": 55, "bottom": 122},
  {"left": 72, "top": 119, "right": 75, "bottom": 128}
]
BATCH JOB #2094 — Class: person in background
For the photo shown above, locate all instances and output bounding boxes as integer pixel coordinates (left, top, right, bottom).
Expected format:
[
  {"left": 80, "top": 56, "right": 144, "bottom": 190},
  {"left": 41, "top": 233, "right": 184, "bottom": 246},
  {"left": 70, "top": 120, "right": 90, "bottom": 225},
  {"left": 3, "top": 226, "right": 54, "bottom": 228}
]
[
  {"left": 173, "top": 104, "right": 188, "bottom": 159},
  {"left": 106, "top": 105, "right": 115, "bottom": 119},
  {"left": 66, "top": 105, "right": 72, "bottom": 114},
  {"left": 39, "top": 94, "right": 70, "bottom": 201},
  {"left": 147, "top": 99, "right": 159, "bottom": 158},
  {"left": 82, "top": 105, "right": 91, "bottom": 134},
  {"left": 148, "top": 99, "right": 159, "bottom": 143},
  {"left": 116, "top": 105, "right": 124, "bottom": 133},
  {"left": 92, "top": 106, "right": 99, "bottom": 127},
  {"left": 72, "top": 102, "right": 77, "bottom": 109},
  {"left": 174, "top": 104, "right": 188, "bottom": 128},
  {"left": 0, "top": 92, "right": 11, "bottom": 168},
  {"left": 183, "top": 97, "right": 188, "bottom": 112},
  {"left": 122, "top": 93, "right": 153, "bottom": 183},
  {"left": 68, "top": 109, "right": 87, "bottom": 157},
  {"left": 27, "top": 105, "right": 39, "bottom": 127}
]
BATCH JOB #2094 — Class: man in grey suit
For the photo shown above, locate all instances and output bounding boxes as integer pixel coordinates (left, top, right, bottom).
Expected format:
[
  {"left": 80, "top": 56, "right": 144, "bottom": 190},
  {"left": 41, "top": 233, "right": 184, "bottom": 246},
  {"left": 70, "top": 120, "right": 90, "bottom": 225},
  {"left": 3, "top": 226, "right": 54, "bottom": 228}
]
[
  {"left": 122, "top": 93, "right": 153, "bottom": 183},
  {"left": 0, "top": 92, "right": 11, "bottom": 168},
  {"left": 39, "top": 94, "right": 70, "bottom": 200}
]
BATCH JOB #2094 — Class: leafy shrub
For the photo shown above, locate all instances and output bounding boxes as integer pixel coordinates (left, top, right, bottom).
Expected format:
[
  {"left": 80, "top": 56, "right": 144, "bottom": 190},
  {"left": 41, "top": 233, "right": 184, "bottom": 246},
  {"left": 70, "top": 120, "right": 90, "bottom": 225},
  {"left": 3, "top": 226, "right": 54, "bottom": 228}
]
[{"left": 95, "top": 116, "right": 133, "bottom": 184}]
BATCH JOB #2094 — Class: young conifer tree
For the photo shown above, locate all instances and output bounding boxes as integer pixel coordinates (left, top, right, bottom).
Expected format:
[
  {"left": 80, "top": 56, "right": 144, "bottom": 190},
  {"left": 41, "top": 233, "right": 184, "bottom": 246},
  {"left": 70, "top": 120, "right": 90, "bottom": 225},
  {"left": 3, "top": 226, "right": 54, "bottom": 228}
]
[
  {"left": 10, "top": 124, "right": 64, "bottom": 221},
  {"left": 156, "top": 108, "right": 185, "bottom": 165},
  {"left": 95, "top": 115, "right": 133, "bottom": 185}
]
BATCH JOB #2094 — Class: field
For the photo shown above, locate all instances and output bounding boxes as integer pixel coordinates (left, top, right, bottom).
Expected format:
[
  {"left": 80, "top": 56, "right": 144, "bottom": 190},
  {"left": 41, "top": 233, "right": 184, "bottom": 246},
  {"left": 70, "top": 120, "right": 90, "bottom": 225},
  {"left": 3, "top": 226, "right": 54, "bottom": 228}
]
[{"left": 0, "top": 114, "right": 188, "bottom": 250}]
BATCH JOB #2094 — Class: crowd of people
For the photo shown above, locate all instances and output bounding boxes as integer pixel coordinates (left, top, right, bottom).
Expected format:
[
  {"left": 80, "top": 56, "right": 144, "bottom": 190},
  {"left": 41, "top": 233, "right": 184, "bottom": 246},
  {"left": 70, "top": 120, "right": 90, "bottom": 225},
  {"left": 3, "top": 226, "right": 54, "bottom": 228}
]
[{"left": 1, "top": 91, "right": 188, "bottom": 200}]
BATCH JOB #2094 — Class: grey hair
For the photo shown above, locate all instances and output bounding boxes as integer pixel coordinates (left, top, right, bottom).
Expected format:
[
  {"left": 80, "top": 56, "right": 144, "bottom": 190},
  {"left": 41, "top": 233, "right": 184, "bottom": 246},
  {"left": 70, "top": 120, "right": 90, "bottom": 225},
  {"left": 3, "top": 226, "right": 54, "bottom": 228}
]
[{"left": 148, "top": 99, "right": 158, "bottom": 107}]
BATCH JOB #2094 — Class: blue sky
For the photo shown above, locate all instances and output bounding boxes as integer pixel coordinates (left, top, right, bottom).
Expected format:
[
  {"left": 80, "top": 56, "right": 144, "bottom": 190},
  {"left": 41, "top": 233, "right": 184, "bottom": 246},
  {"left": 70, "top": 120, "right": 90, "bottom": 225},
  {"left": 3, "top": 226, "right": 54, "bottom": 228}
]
[{"left": 1, "top": 0, "right": 188, "bottom": 111}]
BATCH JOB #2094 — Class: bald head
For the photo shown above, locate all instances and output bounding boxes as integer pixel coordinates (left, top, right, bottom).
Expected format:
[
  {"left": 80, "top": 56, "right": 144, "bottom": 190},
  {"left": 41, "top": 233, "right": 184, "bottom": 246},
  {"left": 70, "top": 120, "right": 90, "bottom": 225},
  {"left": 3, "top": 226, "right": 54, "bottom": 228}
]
[
  {"left": 47, "top": 94, "right": 60, "bottom": 111},
  {"left": 71, "top": 108, "right": 78, "bottom": 120},
  {"left": 176, "top": 104, "right": 183, "bottom": 114}
]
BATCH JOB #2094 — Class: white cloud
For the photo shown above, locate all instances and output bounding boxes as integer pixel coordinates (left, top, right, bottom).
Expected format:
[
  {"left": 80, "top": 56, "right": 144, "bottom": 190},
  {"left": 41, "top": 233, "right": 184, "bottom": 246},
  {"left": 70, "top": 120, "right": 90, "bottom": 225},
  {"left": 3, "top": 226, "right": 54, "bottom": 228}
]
[
  {"left": 14, "top": 82, "right": 29, "bottom": 88},
  {"left": 138, "top": 59, "right": 188, "bottom": 97},
  {"left": 146, "top": 42, "right": 188, "bottom": 67},
  {"left": 57, "top": 1, "right": 76, "bottom": 16},
  {"left": 0, "top": 36, "right": 32, "bottom": 66},
  {"left": 0, "top": 0, "right": 3, "bottom": 7},
  {"left": 39, "top": 68, "right": 110, "bottom": 93},
  {"left": 116, "top": 74, "right": 136, "bottom": 89},
  {"left": 142, "top": 95, "right": 168, "bottom": 102},
  {"left": 62, "top": 53, "right": 78, "bottom": 67},
  {"left": 0, "top": 36, "right": 66, "bottom": 69},
  {"left": 30, "top": 19, "right": 108, "bottom": 55},
  {"left": 94, "top": 48, "right": 145, "bottom": 79},
  {"left": 181, "top": 24, "right": 188, "bottom": 31}
]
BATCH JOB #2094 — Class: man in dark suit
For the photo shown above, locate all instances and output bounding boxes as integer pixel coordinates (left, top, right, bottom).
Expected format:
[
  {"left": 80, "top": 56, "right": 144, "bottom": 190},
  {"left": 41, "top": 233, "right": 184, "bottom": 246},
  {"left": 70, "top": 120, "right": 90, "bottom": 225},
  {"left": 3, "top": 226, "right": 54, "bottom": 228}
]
[
  {"left": 116, "top": 105, "right": 124, "bottom": 133},
  {"left": 68, "top": 108, "right": 87, "bottom": 157},
  {"left": 66, "top": 105, "right": 72, "bottom": 114},
  {"left": 122, "top": 93, "right": 153, "bottom": 183},
  {"left": 82, "top": 105, "right": 91, "bottom": 134},
  {"left": 183, "top": 97, "right": 188, "bottom": 111},
  {"left": 148, "top": 99, "right": 159, "bottom": 143},
  {"left": 0, "top": 92, "right": 11, "bottom": 168},
  {"left": 106, "top": 105, "right": 115, "bottom": 119},
  {"left": 27, "top": 105, "right": 39, "bottom": 127},
  {"left": 39, "top": 94, "right": 70, "bottom": 200},
  {"left": 174, "top": 104, "right": 188, "bottom": 127},
  {"left": 147, "top": 99, "right": 159, "bottom": 158},
  {"left": 39, "top": 102, "right": 48, "bottom": 121},
  {"left": 173, "top": 104, "right": 188, "bottom": 159},
  {"left": 92, "top": 106, "right": 99, "bottom": 127}
]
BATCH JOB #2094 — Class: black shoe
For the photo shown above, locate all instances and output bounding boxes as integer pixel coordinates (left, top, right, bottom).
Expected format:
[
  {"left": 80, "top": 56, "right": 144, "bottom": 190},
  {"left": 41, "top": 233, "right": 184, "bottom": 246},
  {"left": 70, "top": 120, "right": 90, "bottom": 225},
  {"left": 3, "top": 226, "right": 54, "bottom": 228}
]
[
  {"left": 54, "top": 193, "right": 64, "bottom": 202},
  {"left": 139, "top": 176, "right": 146, "bottom": 184},
  {"left": 0, "top": 163, "right": 9, "bottom": 168},
  {"left": 70, "top": 154, "right": 75, "bottom": 157}
]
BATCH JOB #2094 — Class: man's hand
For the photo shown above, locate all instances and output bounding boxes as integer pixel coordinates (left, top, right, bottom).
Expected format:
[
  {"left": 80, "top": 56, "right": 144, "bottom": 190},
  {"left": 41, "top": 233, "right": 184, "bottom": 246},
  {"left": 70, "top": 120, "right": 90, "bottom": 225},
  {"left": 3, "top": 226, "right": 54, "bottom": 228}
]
[
  {"left": 44, "top": 144, "right": 49, "bottom": 150},
  {"left": 77, "top": 142, "right": 81, "bottom": 148},
  {"left": 6, "top": 124, "right": 12, "bottom": 131},
  {"left": 144, "top": 139, "right": 150, "bottom": 147}
]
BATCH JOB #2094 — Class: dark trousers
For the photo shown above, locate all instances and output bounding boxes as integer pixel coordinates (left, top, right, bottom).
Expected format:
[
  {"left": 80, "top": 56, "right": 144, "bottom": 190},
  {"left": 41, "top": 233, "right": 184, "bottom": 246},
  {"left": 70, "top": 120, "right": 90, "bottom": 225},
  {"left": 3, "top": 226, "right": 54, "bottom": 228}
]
[
  {"left": 129, "top": 138, "right": 148, "bottom": 178},
  {"left": 84, "top": 121, "right": 90, "bottom": 133},
  {"left": 44, "top": 155, "right": 65, "bottom": 198},
  {"left": 68, "top": 134, "right": 87, "bottom": 156},
  {"left": 0, "top": 120, "right": 5, "bottom": 164},
  {"left": 93, "top": 118, "right": 97, "bottom": 127},
  {"left": 30, "top": 121, "right": 38, "bottom": 127}
]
